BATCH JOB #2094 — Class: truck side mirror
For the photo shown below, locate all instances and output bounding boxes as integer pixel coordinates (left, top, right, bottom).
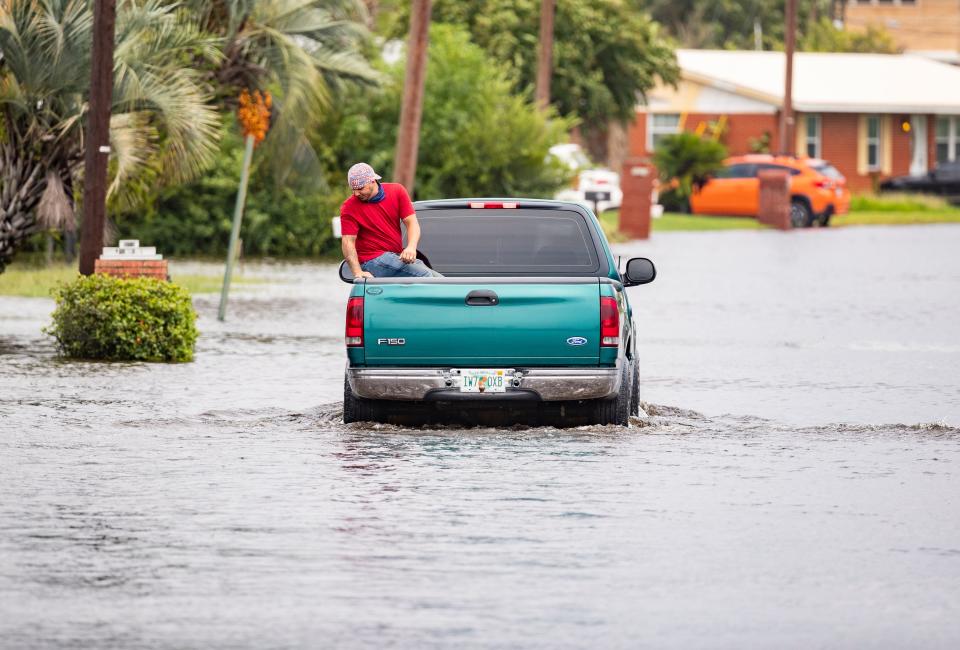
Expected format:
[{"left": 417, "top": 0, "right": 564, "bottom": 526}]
[
  {"left": 339, "top": 260, "right": 358, "bottom": 284},
  {"left": 623, "top": 257, "right": 656, "bottom": 287}
]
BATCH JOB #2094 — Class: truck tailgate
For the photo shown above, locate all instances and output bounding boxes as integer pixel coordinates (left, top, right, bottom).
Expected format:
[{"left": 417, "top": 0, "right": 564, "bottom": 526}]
[{"left": 363, "top": 280, "right": 600, "bottom": 366}]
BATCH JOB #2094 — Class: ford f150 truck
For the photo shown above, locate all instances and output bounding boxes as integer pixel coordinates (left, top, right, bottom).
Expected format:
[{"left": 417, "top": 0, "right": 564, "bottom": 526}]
[{"left": 338, "top": 199, "right": 656, "bottom": 426}]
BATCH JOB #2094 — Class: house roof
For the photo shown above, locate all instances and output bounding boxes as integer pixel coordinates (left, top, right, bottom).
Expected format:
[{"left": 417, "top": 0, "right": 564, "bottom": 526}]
[{"left": 676, "top": 49, "right": 960, "bottom": 114}]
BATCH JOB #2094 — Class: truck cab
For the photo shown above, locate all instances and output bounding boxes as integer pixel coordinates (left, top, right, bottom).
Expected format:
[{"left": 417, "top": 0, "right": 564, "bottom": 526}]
[{"left": 340, "top": 199, "right": 656, "bottom": 426}]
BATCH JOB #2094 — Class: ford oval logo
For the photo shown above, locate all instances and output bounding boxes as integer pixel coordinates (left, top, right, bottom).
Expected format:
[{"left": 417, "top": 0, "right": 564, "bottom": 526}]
[{"left": 566, "top": 336, "right": 588, "bottom": 346}]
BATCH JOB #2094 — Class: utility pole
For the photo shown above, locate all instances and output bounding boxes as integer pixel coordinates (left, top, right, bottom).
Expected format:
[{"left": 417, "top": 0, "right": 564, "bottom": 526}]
[
  {"left": 779, "top": 0, "right": 797, "bottom": 155},
  {"left": 78, "top": 0, "right": 117, "bottom": 275},
  {"left": 535, "top": 0, "right": 556, "bottom": 110},
  {"left": 393, "top": 0, "right": 431, "bottom": 195}
]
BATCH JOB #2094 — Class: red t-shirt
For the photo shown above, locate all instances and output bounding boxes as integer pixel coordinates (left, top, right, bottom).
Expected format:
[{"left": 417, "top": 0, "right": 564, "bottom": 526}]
[{"left": 340, "top": 183, "right": 416, "bottom": 263}]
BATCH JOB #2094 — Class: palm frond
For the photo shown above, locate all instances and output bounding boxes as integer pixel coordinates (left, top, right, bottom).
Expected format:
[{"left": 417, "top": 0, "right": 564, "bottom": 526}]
[
  {"left": 107, "top": 111, "right": 156, "bottom": 198},
  {"left": 0, "top": 0, "right": 221, "bottom": 214},
  {"left": 36, "top": 170, "right": 76, "bottom": 231}
]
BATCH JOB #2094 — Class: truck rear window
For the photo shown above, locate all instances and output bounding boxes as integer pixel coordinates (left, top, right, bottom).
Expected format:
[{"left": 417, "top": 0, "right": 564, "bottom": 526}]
[{"left": 415, "top": 209, "right": 602, "bottom": 276}]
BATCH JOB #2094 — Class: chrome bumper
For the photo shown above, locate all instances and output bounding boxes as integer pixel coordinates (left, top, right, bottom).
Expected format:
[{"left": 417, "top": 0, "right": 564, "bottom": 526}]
[{"left": 347, "top": 364, "right": 621, "bottom": 402}]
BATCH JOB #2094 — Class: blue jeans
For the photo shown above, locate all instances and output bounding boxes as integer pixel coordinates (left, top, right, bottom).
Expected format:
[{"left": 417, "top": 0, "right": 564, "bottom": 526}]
[{"left": 361, "top": 252, "right": 442, "bottom": 278}]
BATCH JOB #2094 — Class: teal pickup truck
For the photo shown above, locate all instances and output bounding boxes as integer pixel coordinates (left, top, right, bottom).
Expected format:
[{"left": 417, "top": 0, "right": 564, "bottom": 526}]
[{"left": 338, "top": 199, "right": 656, "bottom": 426}]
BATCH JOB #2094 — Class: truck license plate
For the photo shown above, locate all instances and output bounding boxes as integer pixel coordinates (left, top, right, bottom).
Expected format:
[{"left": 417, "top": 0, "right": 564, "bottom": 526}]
[{"left": 456, "top": 369, "right": 508, "bottom": 393}]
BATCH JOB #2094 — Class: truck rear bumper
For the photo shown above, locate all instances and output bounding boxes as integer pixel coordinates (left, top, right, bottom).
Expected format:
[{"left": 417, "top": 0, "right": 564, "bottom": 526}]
[{"left": 347, "top": 364, "right": 621, "bottom": 402}]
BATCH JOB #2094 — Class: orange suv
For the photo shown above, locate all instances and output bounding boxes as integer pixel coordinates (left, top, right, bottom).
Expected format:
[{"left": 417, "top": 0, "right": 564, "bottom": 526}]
[{"left": 689, "top": 154, "right": 850, "bottom": 227}]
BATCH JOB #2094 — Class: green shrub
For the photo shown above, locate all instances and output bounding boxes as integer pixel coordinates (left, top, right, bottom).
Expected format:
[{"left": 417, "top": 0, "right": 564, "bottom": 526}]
[
  {"left": 656, "top": 187, "right": 690, "bottom": 213},
  {"left": 653, "top": 132, "right": 727, "bottom": 205},
  {"left": 45, "top": 274, "right": 198, "bottom": 362},
  {"left": 849, "top": 192, "right": 951, "bottom": 213}
]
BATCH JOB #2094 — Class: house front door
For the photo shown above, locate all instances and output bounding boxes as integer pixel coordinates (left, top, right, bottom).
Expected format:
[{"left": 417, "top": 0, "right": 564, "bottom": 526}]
[{"left": 910, "top": 114, "right": 927, "bottom": 176}]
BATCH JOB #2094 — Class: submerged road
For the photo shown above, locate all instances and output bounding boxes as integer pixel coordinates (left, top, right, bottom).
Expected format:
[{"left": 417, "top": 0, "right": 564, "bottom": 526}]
[{"left": 1, "top": 225, "right": 958, "bottom": 648}]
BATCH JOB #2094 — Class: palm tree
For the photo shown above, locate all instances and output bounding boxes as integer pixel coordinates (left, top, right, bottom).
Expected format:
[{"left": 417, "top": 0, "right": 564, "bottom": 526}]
[{"left": 0, "top": 0, "right": 220, "bottom": 272}]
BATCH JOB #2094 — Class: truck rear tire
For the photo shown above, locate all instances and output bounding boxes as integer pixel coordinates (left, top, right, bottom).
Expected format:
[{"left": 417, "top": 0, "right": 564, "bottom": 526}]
[
  {"left": 592, "top": 362, "right": 632, "bottom": 426},
  {"left": 629, "top": 358, "right": 639, "bottom": 417},
  {"left": 343, "top": 374, "right": 384, "bottom": 423}
]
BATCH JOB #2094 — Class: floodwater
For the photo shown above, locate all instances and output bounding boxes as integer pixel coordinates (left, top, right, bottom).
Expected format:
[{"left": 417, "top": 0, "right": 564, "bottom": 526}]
[{"left": 1, "top": 225, "right": 959, "bottom": 648}]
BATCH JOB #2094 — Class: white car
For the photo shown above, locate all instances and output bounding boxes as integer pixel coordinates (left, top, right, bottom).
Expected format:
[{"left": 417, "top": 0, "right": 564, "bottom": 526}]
[{"left": 549, "top": 143, "right": 623, "bottom": 215}]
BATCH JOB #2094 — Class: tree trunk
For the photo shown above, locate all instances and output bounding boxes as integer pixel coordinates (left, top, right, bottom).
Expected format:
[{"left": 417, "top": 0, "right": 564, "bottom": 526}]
[
  {"left": 64, "top": 227, "right": 78, "bottom": 264},
  {"left": 0, "top": 147, "right": 47, "bottom": 272}
]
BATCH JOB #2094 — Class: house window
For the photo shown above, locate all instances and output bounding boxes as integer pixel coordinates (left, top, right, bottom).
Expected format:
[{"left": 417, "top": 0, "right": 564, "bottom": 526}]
[
  {"left": 805, "top": 114, "right": 821, "bottom": 158},
  {"left": 649, "top": 113, "right": 680, "bottom": 151},
  {"left": 866, "top": 116, "right": 881, "bottom": 170},
  {"left": 936, "top": 116, "right": 960, "bottom": 163}
]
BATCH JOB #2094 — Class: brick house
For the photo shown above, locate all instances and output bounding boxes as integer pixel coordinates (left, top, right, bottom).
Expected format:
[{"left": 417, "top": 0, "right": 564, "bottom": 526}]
[{"left": 628, "top": 49, "right": 960, "bottom": 192}]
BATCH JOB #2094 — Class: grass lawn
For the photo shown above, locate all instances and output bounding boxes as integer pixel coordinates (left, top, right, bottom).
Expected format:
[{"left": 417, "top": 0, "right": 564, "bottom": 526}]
[
  {"left": 832, "top": 211, "right": 960, "bottom": 226},
  {"left": 600, "top": 194, "right": 960, "bottom": 238},
  {"left": 0, "top": 263, "right": 260, "bottom": 298},
  {"left": 599, "top": 210, "right": 764, "bottom": 240}
]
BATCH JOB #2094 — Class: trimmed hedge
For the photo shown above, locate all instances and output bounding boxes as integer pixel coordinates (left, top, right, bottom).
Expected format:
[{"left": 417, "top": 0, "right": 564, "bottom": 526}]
[{"left": 46, "top": 274, "right": 198, "bottom": 362}]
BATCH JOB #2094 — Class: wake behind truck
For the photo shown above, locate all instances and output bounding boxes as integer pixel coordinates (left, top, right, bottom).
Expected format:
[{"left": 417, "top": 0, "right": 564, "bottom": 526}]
[{"left": 338, "top": 199, "right": 656, "bottom": 426}]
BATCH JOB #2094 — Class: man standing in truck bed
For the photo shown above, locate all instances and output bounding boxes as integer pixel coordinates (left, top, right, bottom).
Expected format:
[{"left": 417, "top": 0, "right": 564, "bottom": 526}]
[{"left": 340, "top": 162, "right": 440, "bottom": 279}]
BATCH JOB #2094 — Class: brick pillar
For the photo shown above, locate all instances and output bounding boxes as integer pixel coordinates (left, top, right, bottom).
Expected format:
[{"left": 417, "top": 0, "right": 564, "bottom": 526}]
[
  {"left": 757, "top": 169, "right": 791, "bottom": 230},
  {"left": 94, "top": 259, "right": 169, "bottom": 280},
  {"left": 619, "top": 157, "right": 655, "bottom": 240}
]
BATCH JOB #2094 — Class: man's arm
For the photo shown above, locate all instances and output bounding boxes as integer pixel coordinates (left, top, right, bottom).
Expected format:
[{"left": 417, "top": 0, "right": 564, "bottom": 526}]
[
  {"left": 342, "top": 235, "right": 372, "bottom": 278},
  {"left": 400, "top": 213, "right": 420, "bottom": 263}
]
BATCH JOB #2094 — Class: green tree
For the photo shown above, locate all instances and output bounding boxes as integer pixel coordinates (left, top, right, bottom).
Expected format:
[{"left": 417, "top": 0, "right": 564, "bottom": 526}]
[
  {"left": 182, "top": 0, "right": 379, "bottom": 184},
  {"left": 388, "top": 0, "right": 678, "bottom": 133},
  {"left": 645, "top": 0, "right": 897, "bottom": 53},
  {"left": 800, "top": 17, "right": 900, "bottom": 53},
  {"left": 0, "top": 0, "right": 220, "bottom": 272},
  {"left": 314, "top": 24, "right": 572, "bottom": 201},
  {"left": 653, "top": 132, "right": 727, "bottom": 209}
]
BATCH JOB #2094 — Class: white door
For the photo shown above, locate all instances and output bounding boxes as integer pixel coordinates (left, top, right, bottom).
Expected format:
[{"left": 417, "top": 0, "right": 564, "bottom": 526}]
[{"left": 910, "top": 114, "right": 927, "bottom": 176}]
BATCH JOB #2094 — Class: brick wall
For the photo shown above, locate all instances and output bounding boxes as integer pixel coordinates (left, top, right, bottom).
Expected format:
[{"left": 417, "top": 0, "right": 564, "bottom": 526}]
[
  {"left": 685, "top": 112, "right": 781, "bottom": 156},
  {"left": 819, "top": 113, "right": 862, "bottom": 191},
  {"left": 95, "top": 259, "right": 169, "bottom": 280},
  {"left": 628, "top": 111, "right": 778, "bottom": 157}
]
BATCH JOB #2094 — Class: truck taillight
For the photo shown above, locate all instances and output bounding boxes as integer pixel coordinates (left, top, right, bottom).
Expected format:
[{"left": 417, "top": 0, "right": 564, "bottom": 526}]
[
  {"left": 600, "top": 296, "right": 619, "bottom": 347},
  {"left": 345, "top": 296, "right": 364, "bottom": 347}
]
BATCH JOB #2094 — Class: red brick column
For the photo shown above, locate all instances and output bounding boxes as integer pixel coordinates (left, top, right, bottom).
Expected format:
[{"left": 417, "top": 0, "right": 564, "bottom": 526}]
[
  {"left": 757, "top": 169, "right": 791, "bottom": 230},
  {"left": 94, "top": 259, "right": 169, "bottom": 280},
  {"left": 619, "top": 157, "right": 655, "bottom": 240}
]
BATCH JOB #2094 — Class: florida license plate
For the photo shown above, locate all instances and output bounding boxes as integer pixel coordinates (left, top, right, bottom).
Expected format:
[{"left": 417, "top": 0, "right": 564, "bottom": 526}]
[{"left": 456, "top": 369, "right": 508, "bottom": 393}]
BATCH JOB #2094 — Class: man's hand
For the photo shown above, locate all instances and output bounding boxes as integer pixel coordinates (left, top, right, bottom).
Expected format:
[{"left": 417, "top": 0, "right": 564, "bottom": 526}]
[
  {"left": 354, "top": 271, "right": 374, "bottom": 279},
  {"left": 400, "top": 246, "right": 417, "bottom": 263}
]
